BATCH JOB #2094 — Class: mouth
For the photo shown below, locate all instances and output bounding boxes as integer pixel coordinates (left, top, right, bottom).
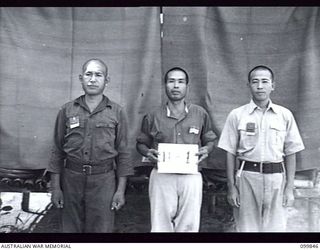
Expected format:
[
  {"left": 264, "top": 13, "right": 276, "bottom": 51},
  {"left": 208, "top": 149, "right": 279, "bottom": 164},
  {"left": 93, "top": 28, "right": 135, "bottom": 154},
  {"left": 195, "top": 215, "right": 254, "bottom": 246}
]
[{"left": 171, "top": 91, "right": 180, "bottom": 95}]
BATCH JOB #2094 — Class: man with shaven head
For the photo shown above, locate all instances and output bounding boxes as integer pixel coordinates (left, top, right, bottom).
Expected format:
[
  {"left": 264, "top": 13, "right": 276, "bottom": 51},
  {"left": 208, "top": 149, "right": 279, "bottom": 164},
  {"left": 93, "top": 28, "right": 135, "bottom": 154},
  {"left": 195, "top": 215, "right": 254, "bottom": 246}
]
[
  {"left": 218, "top": 65, "right": 305, "bottom": 232},
  {"left": 136, "top": 67, "right": 217, "bottom": 232},
  {"left": 47, "top": 59, "right": 132, "bottom": 232}
]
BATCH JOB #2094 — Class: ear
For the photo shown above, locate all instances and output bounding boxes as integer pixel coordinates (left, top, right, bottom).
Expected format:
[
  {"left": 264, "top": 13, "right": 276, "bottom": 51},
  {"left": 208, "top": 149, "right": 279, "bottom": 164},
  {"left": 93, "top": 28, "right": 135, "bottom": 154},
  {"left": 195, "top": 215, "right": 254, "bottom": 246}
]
[
  {"left": 79, "top": 74, "right": 83, "bottom": 81},
  {"left": 271, "top": 81, "right": 275, "bottom": 91},
  {"left": 105, "top": 75, "right": 110, "bottom": 85},
  {"left": 186, "top": 83, "right": 190, "bottom": 95}
]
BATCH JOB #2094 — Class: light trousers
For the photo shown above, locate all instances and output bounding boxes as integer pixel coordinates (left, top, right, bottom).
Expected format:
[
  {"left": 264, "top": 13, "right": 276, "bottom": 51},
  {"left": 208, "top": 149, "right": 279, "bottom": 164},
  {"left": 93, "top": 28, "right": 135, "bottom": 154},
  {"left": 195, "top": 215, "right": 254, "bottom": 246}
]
[
  {"left": 234, "top": 170, "right": 287, "bottom": 232},
  {"left": 149, "top": 168, "right": 203, "bottom": 232}
]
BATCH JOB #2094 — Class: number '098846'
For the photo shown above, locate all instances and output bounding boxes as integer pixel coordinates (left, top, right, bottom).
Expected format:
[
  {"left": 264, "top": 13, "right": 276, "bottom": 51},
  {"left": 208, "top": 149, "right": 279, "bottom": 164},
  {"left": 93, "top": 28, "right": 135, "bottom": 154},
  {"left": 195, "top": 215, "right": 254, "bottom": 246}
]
[{"left": 300, "top": 244, "right": 318, "bottom": 248}]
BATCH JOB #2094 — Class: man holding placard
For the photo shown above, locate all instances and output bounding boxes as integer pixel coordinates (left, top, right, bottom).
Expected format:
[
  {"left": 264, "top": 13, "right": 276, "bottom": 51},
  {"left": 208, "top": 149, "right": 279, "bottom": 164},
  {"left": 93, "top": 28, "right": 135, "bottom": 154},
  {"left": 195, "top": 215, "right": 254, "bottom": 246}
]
[{"left": 136, "top": 67, "right": 217, "bottom": 232}]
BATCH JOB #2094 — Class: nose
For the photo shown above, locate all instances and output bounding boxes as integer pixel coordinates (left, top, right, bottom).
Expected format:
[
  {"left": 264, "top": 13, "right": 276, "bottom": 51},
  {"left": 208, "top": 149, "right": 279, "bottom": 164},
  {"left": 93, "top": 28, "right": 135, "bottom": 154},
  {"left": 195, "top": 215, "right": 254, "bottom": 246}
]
[
  {"left": 90, "top": 74, "right": 96, "bottom": 81},
  {"left": 88, "top": 75, "right": 96, "bottom": 85},
  {"left": 173, "top": 81, "right": 179, "bottom": 88},
  {"left": 257, "top": 81, "right": 263, "bottom": 89}
]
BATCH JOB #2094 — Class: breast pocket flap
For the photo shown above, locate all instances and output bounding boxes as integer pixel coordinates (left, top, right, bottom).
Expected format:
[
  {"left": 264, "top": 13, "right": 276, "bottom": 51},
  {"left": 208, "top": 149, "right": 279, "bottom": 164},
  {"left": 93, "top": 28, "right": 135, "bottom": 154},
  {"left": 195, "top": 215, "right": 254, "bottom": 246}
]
[
  {"left": 270, "top": 122, "right": 285, "bottom": 131},
  {"left": 96, "top": 122, "right": 116, "bottom": 128}
]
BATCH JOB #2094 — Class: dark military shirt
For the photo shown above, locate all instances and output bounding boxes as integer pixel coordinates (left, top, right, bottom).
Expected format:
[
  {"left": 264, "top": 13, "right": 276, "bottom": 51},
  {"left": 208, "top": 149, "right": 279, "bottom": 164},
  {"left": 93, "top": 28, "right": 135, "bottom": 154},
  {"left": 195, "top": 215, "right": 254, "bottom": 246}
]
[
  {"left": 137, "top": 103, "right": 217, "bottom": 149},
  {"left": 48, "top": 95, "right": 132, "bottom": 177}
]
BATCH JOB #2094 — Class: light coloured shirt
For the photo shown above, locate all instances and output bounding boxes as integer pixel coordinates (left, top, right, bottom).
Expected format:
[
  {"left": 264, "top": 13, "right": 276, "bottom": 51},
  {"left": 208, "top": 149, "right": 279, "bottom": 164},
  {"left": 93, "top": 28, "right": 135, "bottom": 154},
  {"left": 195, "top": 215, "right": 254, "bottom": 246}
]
[{"left": 218, "top": 100, "right": 305, "bottom": 163}]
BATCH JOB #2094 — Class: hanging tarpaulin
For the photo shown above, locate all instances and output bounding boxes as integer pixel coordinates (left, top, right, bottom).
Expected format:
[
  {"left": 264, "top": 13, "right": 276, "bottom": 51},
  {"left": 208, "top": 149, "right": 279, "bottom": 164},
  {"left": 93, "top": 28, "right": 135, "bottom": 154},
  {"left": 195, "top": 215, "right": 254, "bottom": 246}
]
[
  {"left": 162, "top": 7, "right": 320, "bottom": 171},
  {"left": 0, "top": 7, "right": 162, "bottom": 170},
  {"left": 1, "top": 7, "right": 320, "bottom": 173}
]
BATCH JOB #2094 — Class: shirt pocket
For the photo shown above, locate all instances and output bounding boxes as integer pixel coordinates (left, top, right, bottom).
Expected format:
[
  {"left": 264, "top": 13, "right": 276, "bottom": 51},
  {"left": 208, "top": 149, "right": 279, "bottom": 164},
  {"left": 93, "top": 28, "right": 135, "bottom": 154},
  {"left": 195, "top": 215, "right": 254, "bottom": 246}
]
[
  {"left": 269, "top": 122, "right": 286, "bottom": 147},
  {"left": 183, "top": 125, "right": 201, "bottom": 144},
  {"left": 65, "top": 119, "right": 85, "bottom": 147},
  {"left": 238, "top": 123, "right": 258, "bottom": 149},
  {"left": 95, "top": 122, "right": 116, "bottom": 143},
  {"left": 66, "top": 117, "right": 85, "bottom": 129}
]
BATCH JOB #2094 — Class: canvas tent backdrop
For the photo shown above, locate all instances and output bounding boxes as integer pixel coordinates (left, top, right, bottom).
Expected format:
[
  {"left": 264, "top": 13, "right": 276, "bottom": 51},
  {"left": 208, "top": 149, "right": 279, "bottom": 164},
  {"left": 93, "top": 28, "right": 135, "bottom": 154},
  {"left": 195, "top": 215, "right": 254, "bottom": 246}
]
[
  {"left": 162, "top": 7, "right": 320, "bottom": 171},
  {"left": 0, "top": 7, "right": 162, "bottom": 171},
  {"left": 0, "top": 7, "right": 319, "bottom": 173}
]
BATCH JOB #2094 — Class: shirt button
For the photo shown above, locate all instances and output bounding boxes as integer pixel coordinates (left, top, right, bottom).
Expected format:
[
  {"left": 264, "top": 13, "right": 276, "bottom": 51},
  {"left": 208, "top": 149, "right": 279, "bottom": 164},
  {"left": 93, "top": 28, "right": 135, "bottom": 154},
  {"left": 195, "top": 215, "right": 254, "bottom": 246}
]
[
  {"left": 84, "top": 152, "right": 88, "bottom": 155},
  {"left": 178, "top": 133, "right": 181, "bottom": 136}
]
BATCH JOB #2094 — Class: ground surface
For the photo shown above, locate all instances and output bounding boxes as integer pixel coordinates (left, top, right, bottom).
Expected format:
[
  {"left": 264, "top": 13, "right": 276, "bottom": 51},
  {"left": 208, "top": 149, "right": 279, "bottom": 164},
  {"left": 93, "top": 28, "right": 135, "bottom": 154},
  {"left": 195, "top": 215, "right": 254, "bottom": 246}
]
[
  {"left": 32, "top": 175, "right": 312, "bottom": 233},
  {"left": 33, "top": 184, "right": 236, "bottom": 233}
]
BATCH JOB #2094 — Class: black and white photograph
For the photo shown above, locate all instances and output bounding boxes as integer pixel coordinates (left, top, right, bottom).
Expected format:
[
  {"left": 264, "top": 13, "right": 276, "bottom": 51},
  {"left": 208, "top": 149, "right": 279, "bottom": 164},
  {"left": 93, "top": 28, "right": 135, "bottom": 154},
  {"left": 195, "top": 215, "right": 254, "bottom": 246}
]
[{"left": 0, "top": 6, "right": 319, "bottom": 245}]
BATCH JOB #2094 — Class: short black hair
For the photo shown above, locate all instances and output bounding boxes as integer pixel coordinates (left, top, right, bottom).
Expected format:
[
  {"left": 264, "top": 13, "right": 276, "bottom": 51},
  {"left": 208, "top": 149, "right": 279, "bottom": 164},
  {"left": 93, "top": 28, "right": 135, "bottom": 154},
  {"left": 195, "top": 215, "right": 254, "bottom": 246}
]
[
  {"left": 82, "top": 58, "right": 108, "bottom": 75},
  {"left": 164, "top": 67, "right": 189, "bottom": 84},
  {"left": 248, "top": 65, "right": 274, "bottom": 82}
]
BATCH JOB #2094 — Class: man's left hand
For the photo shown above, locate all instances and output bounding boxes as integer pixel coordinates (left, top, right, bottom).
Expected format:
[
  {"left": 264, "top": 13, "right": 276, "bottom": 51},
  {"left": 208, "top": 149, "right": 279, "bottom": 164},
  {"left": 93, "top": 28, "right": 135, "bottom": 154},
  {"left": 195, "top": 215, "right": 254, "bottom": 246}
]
[
  {"left": 196, "top": 146, "right": 209, "bottom": 163},
  {"left": 111, "top": 191, "right": 126, "bottom": 211},
  {"left": 283, "top": 186, "right": 294, "bottom": 207}
]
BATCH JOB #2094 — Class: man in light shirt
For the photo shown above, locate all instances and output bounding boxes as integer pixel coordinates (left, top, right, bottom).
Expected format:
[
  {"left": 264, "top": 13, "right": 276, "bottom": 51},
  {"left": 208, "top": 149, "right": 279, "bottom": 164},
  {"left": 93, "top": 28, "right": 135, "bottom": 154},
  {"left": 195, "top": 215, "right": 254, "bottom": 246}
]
[{"left": 218, "top": 65, "right": 305, "bottom": 232}]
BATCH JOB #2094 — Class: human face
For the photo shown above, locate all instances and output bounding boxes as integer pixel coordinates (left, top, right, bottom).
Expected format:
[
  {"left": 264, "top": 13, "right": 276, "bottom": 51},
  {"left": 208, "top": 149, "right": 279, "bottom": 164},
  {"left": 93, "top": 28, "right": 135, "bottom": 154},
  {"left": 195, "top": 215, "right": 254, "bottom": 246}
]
[
  {"left": 165, "top": 70, "right": 188, "bottom": 101},
  {"left": 80, "top": 61, "right": 108, "bottom": 96},
  {"left": 248, "top": 69, "right": 274, "bottom": 105}
]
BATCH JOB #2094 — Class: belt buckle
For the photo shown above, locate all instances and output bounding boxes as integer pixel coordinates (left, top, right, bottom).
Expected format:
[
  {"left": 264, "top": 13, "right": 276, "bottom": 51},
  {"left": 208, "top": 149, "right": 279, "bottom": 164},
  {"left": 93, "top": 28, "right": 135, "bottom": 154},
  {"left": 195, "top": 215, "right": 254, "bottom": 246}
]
[
  {"left": 260, "top": 162, "right": 263, "bottom": 173},
  {"left": 83, "top": 165, "right": 92, "bottom": 175}
]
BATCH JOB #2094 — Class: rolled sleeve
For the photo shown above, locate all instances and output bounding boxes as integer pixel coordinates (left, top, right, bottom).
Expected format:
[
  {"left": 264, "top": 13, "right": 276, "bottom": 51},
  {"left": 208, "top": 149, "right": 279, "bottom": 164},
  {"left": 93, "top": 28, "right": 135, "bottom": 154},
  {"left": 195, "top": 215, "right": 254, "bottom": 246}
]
[
  {"left": 201, "top": 111, "right": 217, "bottom": 146},
  {"left": 218, "top": 110, "right": 239, "bottom": 155},
  {"left": 136, "top": 114, "right": 153, "bottom": 148}
]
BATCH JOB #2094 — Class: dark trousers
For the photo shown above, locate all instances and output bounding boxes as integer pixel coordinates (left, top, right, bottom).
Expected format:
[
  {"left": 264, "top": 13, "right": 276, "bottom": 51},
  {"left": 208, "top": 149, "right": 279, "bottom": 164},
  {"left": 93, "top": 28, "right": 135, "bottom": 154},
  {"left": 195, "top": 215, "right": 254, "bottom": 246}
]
[{"left": 61, "top": 168, "right": 116, "bottom": 233}]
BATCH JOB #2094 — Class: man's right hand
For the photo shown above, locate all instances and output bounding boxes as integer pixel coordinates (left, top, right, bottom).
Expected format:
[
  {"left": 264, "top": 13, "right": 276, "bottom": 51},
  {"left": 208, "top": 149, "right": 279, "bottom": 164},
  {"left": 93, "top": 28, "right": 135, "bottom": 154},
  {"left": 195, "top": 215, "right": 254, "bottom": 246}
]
[
  {"left": 51, "top": 189, "right": 64, "bottom": 209},
  {"left": 227, "top": 185, "right": 240, "bottom": 207},
  {"left": 147, "top": 148, "right": 159, "bottom": 163}
]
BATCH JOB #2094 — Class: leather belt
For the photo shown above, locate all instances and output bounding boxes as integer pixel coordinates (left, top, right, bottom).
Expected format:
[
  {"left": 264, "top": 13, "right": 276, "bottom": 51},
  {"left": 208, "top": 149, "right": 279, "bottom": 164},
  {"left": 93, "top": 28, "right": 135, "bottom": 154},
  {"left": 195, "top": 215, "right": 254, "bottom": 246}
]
[
  {"left": 65, "top": 158, "right": 113, "bottom": 175},
  {"left": 241, "top": 161, "right": 284, "bottom": 174}
]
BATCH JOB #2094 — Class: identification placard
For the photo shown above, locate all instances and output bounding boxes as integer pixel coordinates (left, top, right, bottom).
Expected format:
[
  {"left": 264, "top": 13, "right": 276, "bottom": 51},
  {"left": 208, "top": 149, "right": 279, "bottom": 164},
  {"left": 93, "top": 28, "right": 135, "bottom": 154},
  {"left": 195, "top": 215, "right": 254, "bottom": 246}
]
[{"left": 157, "top": 143, "right": 199, "bottom": 174}]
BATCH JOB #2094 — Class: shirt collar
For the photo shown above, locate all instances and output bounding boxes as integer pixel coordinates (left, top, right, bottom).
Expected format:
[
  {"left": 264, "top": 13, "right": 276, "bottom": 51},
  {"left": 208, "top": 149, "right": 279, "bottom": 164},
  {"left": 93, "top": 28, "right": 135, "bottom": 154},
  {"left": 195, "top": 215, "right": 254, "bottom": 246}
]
[
  {"left": 248, "top": 99, "right": 278, "bottom": 114},
  {"left": 166, "top": 102, "right": 189, "bottom": 117},
  {"left": 268, "top": 100, "right": 279, "bottom": 114},
  {"left": 75, "top": 95, "right": 113, "bottom": 111}
]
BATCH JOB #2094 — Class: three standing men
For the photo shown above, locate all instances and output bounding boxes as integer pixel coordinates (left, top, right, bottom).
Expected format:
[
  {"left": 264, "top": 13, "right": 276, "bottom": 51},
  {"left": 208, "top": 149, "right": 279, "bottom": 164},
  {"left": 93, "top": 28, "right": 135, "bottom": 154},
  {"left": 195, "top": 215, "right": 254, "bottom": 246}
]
[
  {"left": 48, "top": 61, "right": 305, "bottom": 233},
  {"left": 136, "top": 67, "right": 217, "bottom": 232},
  {"left": 48, "top": 59, "right": 132, "bottom": 233},
  {"left": 218, "top": 65, "right": 305, "bottom": 232}
]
